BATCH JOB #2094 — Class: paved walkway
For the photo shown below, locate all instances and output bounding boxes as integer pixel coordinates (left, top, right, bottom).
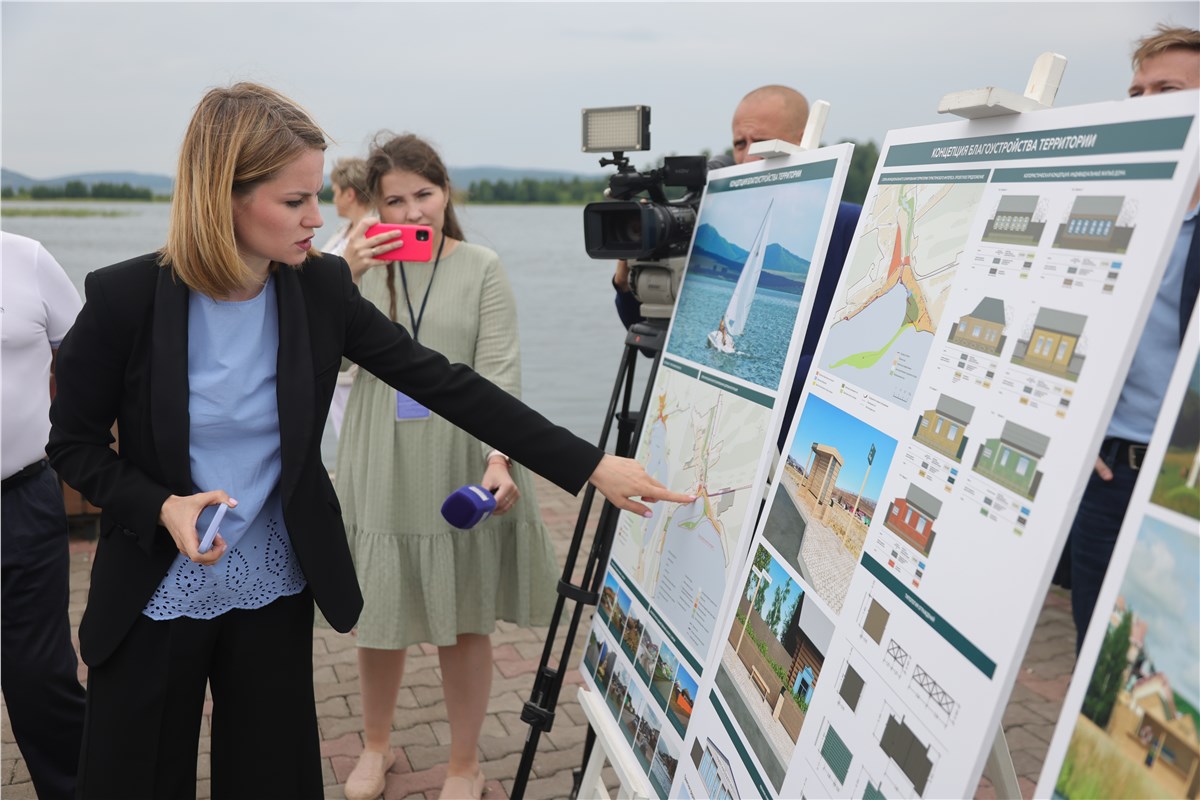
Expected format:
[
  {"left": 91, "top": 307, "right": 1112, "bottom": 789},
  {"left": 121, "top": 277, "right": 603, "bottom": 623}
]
[{"left": 1, "top": 476, "right": 1077, "bottom": 799}]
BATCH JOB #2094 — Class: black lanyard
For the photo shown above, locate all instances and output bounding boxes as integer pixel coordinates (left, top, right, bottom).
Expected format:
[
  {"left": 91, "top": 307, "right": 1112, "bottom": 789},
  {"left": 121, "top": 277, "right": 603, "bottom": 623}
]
[{"left": 398, "top": 233, "right": 447, "bottom": 343}]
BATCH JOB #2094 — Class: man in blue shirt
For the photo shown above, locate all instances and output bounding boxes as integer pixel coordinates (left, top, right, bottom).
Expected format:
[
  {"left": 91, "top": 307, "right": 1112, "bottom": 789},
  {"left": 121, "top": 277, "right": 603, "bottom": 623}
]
[
  {"left": 1064, "top": 25, "right": 1200, "bottom": 651},
  {"left": 611, "top": 85, "right": 863, "bottom": 449}
]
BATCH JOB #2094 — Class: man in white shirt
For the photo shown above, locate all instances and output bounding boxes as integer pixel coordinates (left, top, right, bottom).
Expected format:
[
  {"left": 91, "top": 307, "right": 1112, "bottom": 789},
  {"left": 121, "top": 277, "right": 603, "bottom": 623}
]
[{"left": 1, "top": 232, "right": 87, "bottom": 800}]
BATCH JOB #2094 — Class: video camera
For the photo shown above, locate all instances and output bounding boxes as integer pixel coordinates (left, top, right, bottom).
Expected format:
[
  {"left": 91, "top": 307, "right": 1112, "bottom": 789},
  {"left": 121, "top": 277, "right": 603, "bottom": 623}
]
[{"left": 581, "top": 105, "right": 729, "bottom": 319}]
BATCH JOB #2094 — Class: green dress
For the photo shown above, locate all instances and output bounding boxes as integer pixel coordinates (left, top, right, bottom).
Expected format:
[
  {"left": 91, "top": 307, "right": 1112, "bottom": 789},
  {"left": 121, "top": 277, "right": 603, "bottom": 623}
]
[{"left": 335, "top": 242, "right": 558, "bottom": 649}]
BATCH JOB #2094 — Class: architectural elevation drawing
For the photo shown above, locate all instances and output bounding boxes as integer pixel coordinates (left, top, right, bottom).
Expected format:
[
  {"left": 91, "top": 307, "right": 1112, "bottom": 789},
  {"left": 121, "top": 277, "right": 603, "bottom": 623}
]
[
  {"left": 1012, "top": 307, "right": 1088, "bottom": 382},
  {"left": 972, "top": 420, "right": 1050, "bottom": 501},
  {"left": 913, "top": 394, "right": 975, "bottom": 462},
  {"left": 821, "top": 725, "right": 854, "bottom": 784},
  {"left": 981, "top": 195, "right": 1046, "bottom": 246},
  {"left": 911, "top": 664, "right": 959, "bottom": 722},
  {"left": 879, "top": 714, "right": 935, "bottom": 795},
  {"left": 692, "top": 738, "right": 740, "bottom": 800},
  {"left": 1051, "top": 195, "right": 1135, "bottom": 254},
  {"left": 948, "top": 297, "right": 1007, "bottom": 356},
  {"left": 883, "top": 484, "right": 943, "bottom": 557},
  {"left": 839, "top": 665, "right": 865, "bottom": 712},
  {"left": 862, "top": 599, "right": 890, "bottom": 645}
]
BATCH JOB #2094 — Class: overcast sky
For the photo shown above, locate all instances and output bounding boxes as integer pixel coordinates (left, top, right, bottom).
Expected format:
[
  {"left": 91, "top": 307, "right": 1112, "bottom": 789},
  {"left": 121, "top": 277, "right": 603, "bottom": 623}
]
[{"left": 3, "top": 1, "right": 1197, "bottom": 179}]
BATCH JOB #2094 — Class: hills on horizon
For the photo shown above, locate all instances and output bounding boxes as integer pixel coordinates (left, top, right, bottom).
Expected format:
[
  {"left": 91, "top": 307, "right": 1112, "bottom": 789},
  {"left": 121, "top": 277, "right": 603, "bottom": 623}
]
[
  {"left": 691, "top": 222, "right": 811, "bottom": 294},
  {"left": 1, "top": 165, "right": 603, "bottom": 194}
]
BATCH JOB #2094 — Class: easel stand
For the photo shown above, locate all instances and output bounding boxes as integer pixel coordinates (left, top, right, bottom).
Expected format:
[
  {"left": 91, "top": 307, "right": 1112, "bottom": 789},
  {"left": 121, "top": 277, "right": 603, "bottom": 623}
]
[
  {"left": 575, "top": 686, "right": 654, "bottom": 800},
  {"left": 510, "top": 319, "right": 668, "bottom": 800}
]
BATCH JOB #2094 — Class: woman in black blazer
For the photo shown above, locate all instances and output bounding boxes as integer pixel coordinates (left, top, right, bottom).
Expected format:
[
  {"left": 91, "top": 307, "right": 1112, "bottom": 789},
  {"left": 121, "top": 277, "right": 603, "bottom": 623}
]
[{"left": 47, "top": 82, "right": 690, "bottom": 800}]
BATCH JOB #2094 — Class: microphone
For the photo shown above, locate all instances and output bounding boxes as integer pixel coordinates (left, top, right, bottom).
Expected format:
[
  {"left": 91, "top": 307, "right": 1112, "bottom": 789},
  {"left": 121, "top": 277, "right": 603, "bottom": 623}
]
[{"left": 441, "top": 484, "right": 497, "bottom": 529}]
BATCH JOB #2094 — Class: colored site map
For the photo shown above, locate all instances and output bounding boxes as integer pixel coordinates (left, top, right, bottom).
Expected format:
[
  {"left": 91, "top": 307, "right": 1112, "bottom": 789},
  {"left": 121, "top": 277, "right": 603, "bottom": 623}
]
[
  {"left": 822, "top": 182, "right": 984, "bottom": 407},
  {"left": 610, "top": 366, "right": 771, "bottom": 659}
]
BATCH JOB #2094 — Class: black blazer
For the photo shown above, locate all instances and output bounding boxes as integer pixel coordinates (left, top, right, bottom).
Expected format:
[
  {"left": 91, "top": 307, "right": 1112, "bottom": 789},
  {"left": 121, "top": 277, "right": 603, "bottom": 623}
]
[{"left": 48, "top": 253, "right": 602, "bottom": 667}]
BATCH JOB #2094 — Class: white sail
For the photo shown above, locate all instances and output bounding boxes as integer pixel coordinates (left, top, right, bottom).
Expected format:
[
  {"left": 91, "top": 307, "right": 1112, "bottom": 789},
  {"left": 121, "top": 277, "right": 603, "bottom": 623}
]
[{"left": 723, "top": 200, "right": 773, "bottom": 337}]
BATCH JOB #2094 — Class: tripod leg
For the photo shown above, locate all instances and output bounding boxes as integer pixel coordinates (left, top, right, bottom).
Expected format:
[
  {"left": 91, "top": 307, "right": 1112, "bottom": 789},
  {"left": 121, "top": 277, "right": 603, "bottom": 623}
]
[{"left": 510, "top": 326, "right": 666, "bottom": 800}]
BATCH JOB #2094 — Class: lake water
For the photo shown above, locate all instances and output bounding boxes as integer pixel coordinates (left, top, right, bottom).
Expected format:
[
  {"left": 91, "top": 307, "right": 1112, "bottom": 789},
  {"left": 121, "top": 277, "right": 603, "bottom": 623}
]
[{"left": 1, "top": 201, "right": 648, "bottom": 468}]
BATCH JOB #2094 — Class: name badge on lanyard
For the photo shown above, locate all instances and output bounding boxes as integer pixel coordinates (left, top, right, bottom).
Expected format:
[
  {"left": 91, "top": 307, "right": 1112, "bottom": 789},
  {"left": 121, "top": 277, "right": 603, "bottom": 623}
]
[
  {"left": 396, "top": 391, "right": 431, "bottom": 421},
  {"left": 394, "top": 237, "right": 446, "bottom": 424}
]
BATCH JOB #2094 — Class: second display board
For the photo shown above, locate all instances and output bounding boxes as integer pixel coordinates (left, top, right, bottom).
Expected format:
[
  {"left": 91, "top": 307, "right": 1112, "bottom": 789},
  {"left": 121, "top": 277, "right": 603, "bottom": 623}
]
[{"left": 676, "top": 91, "right": 1197, "bottom": 799}]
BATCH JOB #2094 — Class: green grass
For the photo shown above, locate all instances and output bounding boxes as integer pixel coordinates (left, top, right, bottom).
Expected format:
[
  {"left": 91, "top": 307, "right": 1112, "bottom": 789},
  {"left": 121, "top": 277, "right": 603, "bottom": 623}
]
[
  {"left": 1055, "top": 716, "right": 1176, "bottom": 799},
  {"left": 1151, "top": 449, "right": 1200, "bottom": 519}
]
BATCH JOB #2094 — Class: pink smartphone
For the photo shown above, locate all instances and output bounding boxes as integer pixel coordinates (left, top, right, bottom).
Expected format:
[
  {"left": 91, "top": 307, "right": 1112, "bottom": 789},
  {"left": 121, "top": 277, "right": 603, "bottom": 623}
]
[{"left": 364, "top": 223, "right": 434, "bottom": 262}]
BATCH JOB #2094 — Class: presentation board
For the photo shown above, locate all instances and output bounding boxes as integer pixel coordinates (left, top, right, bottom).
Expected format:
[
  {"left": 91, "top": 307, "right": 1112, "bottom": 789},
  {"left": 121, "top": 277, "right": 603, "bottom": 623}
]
[
  {"left": 579, "top": 143, "right": 853, "bottom": 798},
  {"left": 667, "top": 91, "right": 1198, "bottom": 800},
  {"left": 1034, "top": 303, "right": 1200, "bottom": 800}
]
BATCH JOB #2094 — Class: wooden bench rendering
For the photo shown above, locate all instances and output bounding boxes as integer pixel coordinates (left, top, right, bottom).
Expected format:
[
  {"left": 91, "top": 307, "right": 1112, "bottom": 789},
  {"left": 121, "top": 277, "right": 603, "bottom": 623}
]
[{"left": 750, "top": 665, "right": 771, "bottom": 701}]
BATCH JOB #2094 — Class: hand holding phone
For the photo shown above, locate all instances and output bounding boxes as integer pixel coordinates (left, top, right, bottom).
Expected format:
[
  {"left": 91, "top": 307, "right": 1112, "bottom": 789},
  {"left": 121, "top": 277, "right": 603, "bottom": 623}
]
[
  {"left": 198, "top": 502, "right": 229, "bottom": 554},
  {"left": 365, "top": 223, "right": 434, "bottom": 262}
]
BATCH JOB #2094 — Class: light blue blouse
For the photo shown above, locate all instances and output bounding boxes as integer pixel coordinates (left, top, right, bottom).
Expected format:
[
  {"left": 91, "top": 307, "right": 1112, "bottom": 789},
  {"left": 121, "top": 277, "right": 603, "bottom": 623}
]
[{"left": 144, "top": 276, "right": 305, "bottom": 620}]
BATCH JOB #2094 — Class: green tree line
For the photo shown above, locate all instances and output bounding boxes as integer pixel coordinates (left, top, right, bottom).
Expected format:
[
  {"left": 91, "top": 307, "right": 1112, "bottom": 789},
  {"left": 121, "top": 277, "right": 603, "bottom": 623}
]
[
  {"left": 2, "top": 139, "right": 881, "bottom": 207},
  {"left": 2, "top": 181, "right": 155, "bottom": 201},
  {"left": 459, "top": 139, "right": 880, "bottom": 206}
]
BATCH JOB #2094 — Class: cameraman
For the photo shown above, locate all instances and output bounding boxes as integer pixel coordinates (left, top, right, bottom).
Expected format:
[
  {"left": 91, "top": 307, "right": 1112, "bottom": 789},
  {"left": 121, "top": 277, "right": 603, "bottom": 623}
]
[{"left": 611, "top": 84, "right": 862, "bottom": 448}]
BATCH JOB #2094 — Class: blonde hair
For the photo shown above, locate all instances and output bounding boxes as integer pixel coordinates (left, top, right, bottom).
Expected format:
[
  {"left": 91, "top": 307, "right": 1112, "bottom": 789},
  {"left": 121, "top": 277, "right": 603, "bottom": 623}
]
[
  {"left": 330, "top": 157, "right": 370, "bottom": 204},
  {"left": 1132, "top": 24, "right": 1200, "bottom": 69},
  {"left": 159, "top": 82, "right": 328, "bottom": 297}
]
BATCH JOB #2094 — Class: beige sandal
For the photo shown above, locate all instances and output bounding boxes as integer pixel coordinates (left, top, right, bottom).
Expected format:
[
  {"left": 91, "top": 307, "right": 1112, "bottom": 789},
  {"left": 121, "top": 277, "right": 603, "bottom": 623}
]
[
  {"left": 439, "top": 768, "right": 486, "bottom": 800},
  {"left": 343, "top": 749, "right": 396, "bottom": 800}
]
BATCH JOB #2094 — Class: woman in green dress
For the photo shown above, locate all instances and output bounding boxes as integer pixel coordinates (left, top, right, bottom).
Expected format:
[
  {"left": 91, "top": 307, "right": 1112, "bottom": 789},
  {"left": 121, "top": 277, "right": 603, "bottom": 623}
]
[{"left": 337, "top": 133, "right": 550, "bottom": 800}]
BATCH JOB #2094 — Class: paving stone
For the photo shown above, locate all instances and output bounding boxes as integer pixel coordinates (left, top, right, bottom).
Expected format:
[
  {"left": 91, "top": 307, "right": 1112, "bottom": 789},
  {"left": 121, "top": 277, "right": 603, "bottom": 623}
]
[
  {"left": 4, "top": 487, "right": 1086, "bottom": 799},
  {"left": 316, "top": 695, "right": 351, "bottom": 719},
  {"left": 316, "top": 677, "right": 361, "bottom": 702},
  {"left": 321, "top": 732, "right": 365, "bottom": 758},
  {"left": 513, "top": 767, "right": 578, "bottom": 800},
  {"left": 430, "top": 721, "right": 452, "bottom": 746},
  {"left": 390, "top": 723, "right": 438, "bottom": 749},
  {"left": 400, "top": 743, "right": 452, "bottom": 772},
  {"left": 477, "top": 732, "right": 527, "bottom": 761},
  {"left": 545, "top": 721, "right": 588, "bottom": 752},
  {"left": 530, "top": 744, "right": 589, "bottom": 778}
]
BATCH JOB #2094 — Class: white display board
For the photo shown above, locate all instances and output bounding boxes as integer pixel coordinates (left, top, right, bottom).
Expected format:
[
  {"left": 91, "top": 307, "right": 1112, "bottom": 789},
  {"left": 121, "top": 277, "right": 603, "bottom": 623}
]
[
  {"left": 1035, "top": 301, "right": 1200, "bottom": 800},
  {"left": 667, "top": 92, "right": 1198, "bottom": 800},
  {"left": 579, "top": 144, "right": 853, "bottom": 798}
]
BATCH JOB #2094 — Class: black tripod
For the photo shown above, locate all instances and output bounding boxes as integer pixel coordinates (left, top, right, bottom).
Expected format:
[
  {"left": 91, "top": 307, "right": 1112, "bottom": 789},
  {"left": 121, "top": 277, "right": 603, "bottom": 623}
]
[{"left": 509, "top": 318, "right": 667, "bottom": 799}]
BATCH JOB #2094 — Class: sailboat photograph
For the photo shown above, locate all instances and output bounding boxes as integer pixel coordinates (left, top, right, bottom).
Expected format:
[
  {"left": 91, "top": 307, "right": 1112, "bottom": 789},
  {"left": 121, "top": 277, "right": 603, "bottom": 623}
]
[
  {"left": 707, "top": 199, "right": 774, "bottom": 354},
  {"left": 662, "top": 156, "right": 842, "bottom": 392}
]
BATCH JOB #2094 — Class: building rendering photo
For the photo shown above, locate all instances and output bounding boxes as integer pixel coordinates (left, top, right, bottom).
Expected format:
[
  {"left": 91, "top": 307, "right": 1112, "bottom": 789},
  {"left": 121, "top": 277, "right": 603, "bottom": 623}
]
[
  {"left": 883, "top": 483, "right": 943, "bottom": 557},
  {"left": 948, "top": 296, "right": 1008, "bottom": 356},
  {"left": 981, "top": 195, "right": 1045, "bottom": 246},
  {"left": 1012, "top": 307, "right": 1087, "bottom": 382},
  {"left": 972, "top": 420, "right": 1050, "bottom": 501},
  {"left": 1051, "top": 195, "right": 1135, "bottom": 253},
  {"left": 913, "top": 394, "right": 975, "bottom": 462}
]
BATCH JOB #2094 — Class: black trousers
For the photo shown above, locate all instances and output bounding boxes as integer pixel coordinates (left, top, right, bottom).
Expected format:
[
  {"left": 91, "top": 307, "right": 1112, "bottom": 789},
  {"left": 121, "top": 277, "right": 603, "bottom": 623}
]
[
  {"left": 77, "top": 588, "right": 322, "bottom": 800},
  {"left": 1, "top": 465, "right": 87, "bottom": 800}
]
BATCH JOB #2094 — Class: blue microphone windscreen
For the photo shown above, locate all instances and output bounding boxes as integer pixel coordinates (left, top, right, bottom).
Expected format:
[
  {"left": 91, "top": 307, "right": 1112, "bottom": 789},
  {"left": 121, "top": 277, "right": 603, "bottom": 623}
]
[{"left": 441, "top": 484, "right": 497, "bottom": 529}]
